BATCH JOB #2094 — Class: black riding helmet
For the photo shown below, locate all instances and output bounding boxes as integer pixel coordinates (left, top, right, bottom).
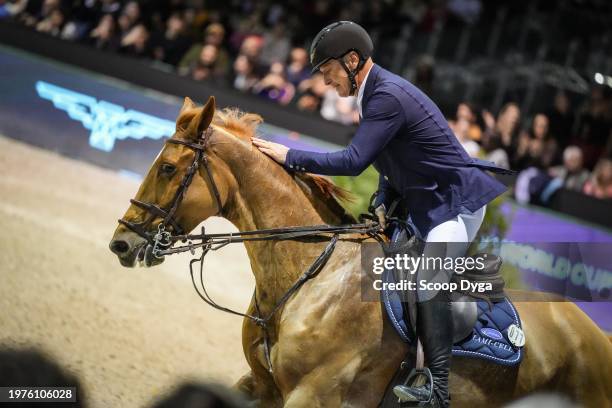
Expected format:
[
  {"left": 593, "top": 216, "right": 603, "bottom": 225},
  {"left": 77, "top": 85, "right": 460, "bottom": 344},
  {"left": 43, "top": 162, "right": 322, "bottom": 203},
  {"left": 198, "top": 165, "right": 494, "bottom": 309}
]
[{"left": 309, "top": 21, "right": 373, "bottom": 96}]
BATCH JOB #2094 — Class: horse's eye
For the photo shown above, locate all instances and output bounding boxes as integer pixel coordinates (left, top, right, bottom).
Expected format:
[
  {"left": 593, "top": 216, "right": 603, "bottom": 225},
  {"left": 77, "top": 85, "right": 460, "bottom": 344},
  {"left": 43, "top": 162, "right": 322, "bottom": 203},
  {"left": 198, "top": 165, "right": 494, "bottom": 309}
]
[{"left": 160, "top": 163, "right": 176, "bottom": 175}]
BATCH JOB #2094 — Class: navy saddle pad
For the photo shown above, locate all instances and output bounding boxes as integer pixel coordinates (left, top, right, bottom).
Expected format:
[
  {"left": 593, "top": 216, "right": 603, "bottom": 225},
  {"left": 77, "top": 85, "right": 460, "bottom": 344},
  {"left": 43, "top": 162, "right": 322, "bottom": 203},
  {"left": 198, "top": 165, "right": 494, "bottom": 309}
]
[{"left": 380, "top": 228, "right": 524, "bottom": 366}]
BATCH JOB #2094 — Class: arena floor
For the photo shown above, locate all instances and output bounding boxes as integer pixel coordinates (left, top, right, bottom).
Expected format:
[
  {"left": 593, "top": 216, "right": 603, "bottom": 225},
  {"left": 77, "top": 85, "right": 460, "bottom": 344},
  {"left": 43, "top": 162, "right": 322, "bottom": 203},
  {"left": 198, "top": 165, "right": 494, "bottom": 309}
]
[{"left": 0, "top": 135, "right": 254, "bottom": 407}]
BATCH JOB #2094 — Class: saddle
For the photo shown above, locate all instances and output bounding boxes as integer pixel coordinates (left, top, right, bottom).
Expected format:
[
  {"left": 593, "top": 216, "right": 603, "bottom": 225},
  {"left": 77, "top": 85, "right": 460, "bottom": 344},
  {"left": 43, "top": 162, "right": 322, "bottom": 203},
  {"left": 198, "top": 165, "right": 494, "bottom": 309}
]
[
  {"left": 377, "top": 222, "right": 525, "bottom": 407},
  {"left": 382, "top": 225, "right": 506, "bottom": 344}
]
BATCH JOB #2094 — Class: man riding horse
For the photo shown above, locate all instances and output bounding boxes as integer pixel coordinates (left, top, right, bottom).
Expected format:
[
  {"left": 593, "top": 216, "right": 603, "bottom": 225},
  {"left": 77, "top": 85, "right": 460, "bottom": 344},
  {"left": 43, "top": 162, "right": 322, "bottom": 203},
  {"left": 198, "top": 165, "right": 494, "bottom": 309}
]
[{"left": 252, "top": 21, "right": 511, "bottom": 407}]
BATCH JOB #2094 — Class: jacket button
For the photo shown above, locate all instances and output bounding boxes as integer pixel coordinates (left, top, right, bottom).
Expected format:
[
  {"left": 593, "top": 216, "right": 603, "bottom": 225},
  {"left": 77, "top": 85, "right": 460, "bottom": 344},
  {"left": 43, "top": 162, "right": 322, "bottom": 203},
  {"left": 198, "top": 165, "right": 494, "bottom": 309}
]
[
  {"left": 289, "top": 164, "right": 293, "bottom": 169},
  {"left": 384, "top": 176, "right": 389, "bottom": 180}
]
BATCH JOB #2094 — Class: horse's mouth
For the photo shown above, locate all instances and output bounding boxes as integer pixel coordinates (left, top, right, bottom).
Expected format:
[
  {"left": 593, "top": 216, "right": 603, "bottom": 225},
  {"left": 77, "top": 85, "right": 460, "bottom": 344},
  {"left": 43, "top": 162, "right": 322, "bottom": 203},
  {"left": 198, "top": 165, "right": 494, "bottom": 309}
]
[{"left": 119, "top": 243, "right": 165, "bottom": 268}]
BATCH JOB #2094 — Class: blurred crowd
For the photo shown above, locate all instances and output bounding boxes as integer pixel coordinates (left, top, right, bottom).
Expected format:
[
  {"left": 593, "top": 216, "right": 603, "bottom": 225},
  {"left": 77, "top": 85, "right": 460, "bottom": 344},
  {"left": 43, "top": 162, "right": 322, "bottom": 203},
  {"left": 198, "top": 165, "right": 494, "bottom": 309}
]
[
  {"left": 447, "top": 88, "right": 612, "bottom": 203},
  {"left": 449, "top": 86, "right": 612, "bottom": 204},
  {"left": 2, "top": 0, "right": 611, "bottom": 203},
  {"left": 2, "top": 0, "right": 384, "bottom": 124}
]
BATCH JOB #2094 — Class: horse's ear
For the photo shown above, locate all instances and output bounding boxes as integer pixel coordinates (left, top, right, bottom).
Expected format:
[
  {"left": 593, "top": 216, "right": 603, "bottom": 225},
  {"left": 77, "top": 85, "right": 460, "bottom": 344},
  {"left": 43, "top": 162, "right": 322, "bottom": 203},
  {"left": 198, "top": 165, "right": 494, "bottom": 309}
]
[
  {"left": 189, "top": 96, "right": 216, "bottom": 139},
  {"left": 180, "top": 97, "right": 196, "bottom": 114}
]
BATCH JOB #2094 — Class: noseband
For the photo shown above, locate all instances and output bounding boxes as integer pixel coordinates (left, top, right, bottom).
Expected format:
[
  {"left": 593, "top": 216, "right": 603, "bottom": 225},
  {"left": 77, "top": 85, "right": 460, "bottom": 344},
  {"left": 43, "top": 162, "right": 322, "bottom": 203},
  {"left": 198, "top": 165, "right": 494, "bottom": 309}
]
[{"left": 118, "top": 126, "right": 223, "bottom": 250}]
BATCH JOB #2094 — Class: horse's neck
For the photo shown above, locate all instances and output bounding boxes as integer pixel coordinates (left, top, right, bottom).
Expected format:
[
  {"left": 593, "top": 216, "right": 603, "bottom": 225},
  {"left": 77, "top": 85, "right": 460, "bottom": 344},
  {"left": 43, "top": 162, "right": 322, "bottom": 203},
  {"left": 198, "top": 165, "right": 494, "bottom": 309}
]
[{"left": 223, "top": 155, "right": 333, "bottom": 313}]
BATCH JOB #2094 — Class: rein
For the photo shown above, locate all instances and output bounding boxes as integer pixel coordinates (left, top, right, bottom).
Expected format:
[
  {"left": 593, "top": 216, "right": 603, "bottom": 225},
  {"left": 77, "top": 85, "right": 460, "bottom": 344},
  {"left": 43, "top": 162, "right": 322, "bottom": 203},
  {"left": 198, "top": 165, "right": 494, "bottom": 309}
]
[
  {"left": 161, "top": 222, "right": 383, "bottom": 374},
  {"left": 118, "top": 124, "right": 386, "bottom": 374}
]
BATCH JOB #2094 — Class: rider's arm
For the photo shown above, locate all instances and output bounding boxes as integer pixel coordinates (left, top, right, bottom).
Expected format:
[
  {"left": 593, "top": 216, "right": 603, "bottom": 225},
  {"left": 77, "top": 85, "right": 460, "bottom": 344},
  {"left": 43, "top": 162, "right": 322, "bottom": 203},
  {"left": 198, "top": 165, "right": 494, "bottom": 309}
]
[{"left": 284, "top": 92, "right": 405, "bottom": 176}]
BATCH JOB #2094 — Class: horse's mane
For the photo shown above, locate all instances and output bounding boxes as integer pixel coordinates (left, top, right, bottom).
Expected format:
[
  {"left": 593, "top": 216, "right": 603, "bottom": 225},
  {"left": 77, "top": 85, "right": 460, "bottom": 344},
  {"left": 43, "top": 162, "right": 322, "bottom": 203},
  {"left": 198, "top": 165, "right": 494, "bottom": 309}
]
[{"left": 177, "top": 106, "right": 356, "bottom": 224}]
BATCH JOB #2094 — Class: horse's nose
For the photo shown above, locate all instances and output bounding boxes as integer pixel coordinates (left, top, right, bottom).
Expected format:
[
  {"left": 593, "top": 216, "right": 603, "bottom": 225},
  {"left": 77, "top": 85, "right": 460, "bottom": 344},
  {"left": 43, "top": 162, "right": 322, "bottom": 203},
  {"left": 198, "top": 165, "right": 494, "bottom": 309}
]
[{"left": 109, "top": 239, "right": 130, "bottom": 255}]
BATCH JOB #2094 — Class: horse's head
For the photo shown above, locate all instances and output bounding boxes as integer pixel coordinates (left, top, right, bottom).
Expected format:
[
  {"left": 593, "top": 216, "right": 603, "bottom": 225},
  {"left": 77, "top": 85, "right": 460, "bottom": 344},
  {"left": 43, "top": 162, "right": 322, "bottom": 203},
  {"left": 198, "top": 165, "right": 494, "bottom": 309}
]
[{"left": 109, "top": 96, "right": 233, "bottom": 267}]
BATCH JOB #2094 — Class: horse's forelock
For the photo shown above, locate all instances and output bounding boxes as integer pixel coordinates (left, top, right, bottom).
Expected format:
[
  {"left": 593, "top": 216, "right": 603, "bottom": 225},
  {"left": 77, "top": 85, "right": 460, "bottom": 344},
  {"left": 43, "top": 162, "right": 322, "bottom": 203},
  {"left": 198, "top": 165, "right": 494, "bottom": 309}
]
[{"left": 175, "top": 106, "right": 262, "bottom": 142}]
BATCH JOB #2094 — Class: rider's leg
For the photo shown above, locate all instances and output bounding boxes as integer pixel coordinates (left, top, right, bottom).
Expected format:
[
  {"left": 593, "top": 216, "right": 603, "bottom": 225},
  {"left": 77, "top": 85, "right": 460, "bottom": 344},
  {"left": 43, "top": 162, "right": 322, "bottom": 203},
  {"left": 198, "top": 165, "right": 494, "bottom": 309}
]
[{"left": 394, "top": 206, "right": 486, "bottom": 407}]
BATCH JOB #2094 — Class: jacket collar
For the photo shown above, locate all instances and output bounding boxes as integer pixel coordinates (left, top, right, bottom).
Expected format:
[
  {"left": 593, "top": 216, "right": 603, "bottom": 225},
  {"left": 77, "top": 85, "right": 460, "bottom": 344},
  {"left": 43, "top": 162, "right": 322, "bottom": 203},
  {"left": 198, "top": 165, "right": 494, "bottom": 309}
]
[{"left": 361, "top": 63, "right": 382, "bottom": 115}]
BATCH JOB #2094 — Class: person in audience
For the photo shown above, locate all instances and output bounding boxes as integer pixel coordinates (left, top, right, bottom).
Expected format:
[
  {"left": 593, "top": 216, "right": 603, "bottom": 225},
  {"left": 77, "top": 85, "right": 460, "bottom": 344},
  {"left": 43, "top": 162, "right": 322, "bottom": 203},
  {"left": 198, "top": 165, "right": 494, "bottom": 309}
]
[
  {"left": 285, "top": 47, "right": 311, "bottom": 88},
  {"left": 320, "top": 88, "right": 359, "bottom": 125},
  {"left": 89, "top": 13, "right": 120, "bottom": 51},
  {"left": 253, "top": 61, "right": 295, "bottom": 105},
  {"left": 119, "top": 23, "right": 151, "bottom": 58},
  {"left": 482, "top": 102, "right": 522, "bottom": 164},
  {"left": 232, "top": 54, "right": 259, "bottom": 92},
  {"left": 35, "top": 7, "right": 64, "bottom": 36},
  {"left": 583, "top": 158, "right": 612, "bottom": 200},
  {"left": 548, "top": 146, "right": 590, "bottom": 192},
  {"left": 187, "top": 44, "right": 222, "bottom": 81},
  {"left": 179, "top": 23, "right": 229, "bottom": 76},
  {"left": 456, "top": 102, "right": 482, "bottom": 141},
  {"left": 450, "top": 117, "right": 480, "bottom": 157},
  {"left": 151, "top": 12, "right": 192, "bottom": 66},
  {"left": 0, "top": 0, "right": 27, "bottom": 19},
  {"left": 514, "top": 113, "right": 557, "bottom": 170},
  {"left": 295, "top": 73, "right": 328, "bottom": 113}
]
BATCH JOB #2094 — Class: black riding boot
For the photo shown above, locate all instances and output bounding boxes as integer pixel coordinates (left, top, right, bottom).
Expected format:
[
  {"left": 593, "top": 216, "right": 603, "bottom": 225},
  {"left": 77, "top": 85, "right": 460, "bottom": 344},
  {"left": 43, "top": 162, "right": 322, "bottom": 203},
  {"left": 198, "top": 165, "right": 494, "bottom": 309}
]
[{"left": 393, "top": 291, "right": 453, "bottom": 407}]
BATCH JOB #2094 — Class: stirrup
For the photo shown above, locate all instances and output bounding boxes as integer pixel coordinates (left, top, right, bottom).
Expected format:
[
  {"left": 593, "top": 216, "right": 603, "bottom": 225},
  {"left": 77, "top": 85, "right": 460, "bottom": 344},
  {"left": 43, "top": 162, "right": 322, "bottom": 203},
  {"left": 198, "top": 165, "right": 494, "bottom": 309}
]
[{"left": 393, "top": 367, "right": 434, "bottom": 406}]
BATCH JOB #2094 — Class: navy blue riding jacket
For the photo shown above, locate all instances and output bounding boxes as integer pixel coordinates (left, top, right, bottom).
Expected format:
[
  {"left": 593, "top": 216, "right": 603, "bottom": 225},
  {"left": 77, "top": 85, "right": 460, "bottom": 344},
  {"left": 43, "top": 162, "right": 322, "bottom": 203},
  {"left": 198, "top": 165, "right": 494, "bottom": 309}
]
[{"left": 284, "top": 64, "right": 509, "bottom": 235}]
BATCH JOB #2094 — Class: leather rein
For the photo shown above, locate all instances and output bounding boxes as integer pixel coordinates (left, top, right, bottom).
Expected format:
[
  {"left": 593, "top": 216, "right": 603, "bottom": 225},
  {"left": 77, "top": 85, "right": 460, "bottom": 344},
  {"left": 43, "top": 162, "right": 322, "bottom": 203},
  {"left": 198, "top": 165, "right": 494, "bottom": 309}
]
[{"left": 117, "top": 125, "right": 385, "bottom": 374}]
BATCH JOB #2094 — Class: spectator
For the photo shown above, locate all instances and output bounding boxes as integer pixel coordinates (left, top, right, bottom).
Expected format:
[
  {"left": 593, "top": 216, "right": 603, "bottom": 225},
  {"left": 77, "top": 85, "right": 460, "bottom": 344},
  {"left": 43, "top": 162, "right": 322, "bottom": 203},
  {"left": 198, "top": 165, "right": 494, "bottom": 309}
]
[
  {"left": 187, "top": 44, "right": 222, "bottom": 81},
  {"left": 120, "top": 24, "right": 151, "bottom": 59},
  {"left": 89, "top": 14, "right": 120, "bottom": 52},
  {"left": 320, "top": 90, "right": 358, "bottom": 125},
  {"left": 450, "top": 117, "right": 480, "bottom": 157},
  {"left": 253, "top": 62, "right": 295, "bottom": 105},
  {"left": 232, "top": 54, "right": 259, "bottom": 92},
  {"left": 483, "top": 102, "right": 521, "bottom": 164},
  {"left": 116, "top": 1, "right": 140, "bottom": 41},
  {"left": 583, "top": 158, "right": 612, "bottom": 200},
  {"left": 239, "top": 34, "right": 264, "bottom": 61},
  {"left": 36, "top": 8, "right": 64, "bottom": 36},
  {"left": 456, "top": 102, "right": 482, "bottom": 141},
  {"left": 549, "top": 146, "right": 590, "bottom": 192},
  {"left": 285, "top": 47, "right": 311, "bottom": 88},
  {"left": 295, "top": 73, "right": 328, "bottom": 113},
  {"left": 179, "top": 23, "right": 230, "bottom": 76},
  {"left": 21, "top": 0, "right": 59, "bottom": 27},
  {"left": 481, "top": 132, "right": 510, "bottom": 169},
  {"left": 515, "top": 113, "right": 557, "bottom": 170},
  {"left": 151, "top": 12, "right": 192, "bottom": 66},
  {"left": 0, "top": 0, "right": 28, "bottom": 20}
]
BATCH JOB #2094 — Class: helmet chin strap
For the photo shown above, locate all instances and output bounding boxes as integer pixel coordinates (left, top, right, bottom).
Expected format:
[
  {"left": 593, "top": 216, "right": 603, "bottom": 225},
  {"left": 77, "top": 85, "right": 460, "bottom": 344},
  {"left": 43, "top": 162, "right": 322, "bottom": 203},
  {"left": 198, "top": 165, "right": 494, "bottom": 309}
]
[{"left": 339, "top": 58, "right": 365, "bottom": 96}]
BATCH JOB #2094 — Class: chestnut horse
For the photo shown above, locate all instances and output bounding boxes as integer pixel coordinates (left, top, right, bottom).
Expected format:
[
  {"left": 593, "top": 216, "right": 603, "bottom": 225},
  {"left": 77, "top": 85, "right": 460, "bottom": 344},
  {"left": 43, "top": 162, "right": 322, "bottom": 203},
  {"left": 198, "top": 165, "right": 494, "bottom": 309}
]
[{"left": 110, "top": 96, "right": 612, "bottom": 407}]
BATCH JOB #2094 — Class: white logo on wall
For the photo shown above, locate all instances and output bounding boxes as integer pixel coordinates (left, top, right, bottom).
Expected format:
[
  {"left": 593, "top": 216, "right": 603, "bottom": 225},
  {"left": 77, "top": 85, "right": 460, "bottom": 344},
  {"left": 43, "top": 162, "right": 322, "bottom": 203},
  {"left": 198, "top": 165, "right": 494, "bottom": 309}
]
[{"left": 35, "top": 81, "right": 176, "bottom": 152}]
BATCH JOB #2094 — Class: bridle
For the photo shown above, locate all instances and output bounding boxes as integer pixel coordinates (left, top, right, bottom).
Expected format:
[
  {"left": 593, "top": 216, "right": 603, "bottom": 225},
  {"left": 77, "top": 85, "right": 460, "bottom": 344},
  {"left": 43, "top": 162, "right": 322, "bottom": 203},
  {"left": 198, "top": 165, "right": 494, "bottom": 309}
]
[{"left": 118, "top": 126, "right": 223, "bottom": 254}]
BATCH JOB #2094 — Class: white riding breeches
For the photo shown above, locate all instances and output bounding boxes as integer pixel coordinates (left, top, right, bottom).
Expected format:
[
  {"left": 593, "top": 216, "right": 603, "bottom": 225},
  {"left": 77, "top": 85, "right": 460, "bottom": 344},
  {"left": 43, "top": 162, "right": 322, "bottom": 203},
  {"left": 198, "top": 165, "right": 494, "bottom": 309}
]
[{"left": 416, "top": 205, "right": 487, "bottom": 302}]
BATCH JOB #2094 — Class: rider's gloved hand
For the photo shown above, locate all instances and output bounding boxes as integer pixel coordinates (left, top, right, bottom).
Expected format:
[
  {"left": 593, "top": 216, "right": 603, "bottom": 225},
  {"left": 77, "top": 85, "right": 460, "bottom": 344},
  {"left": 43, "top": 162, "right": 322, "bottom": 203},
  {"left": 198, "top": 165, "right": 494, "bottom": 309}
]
[{"left": 374, "top": 204, "right": 386, "bottom": 230}]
